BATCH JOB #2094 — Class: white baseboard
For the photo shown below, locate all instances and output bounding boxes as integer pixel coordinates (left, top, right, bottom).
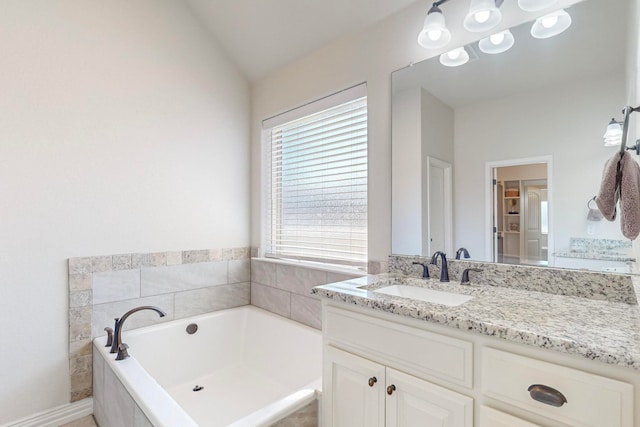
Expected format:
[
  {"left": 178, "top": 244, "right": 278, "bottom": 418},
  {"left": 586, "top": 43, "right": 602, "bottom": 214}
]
[{"left": 0, "top": 398, "right": 93, "bottom": 427}]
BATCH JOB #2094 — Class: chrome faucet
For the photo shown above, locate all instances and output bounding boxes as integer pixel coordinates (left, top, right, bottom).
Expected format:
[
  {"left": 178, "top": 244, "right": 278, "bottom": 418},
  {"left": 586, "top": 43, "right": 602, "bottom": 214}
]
[
  {"left": 455, "top": 247, "right": 471, "bottom": 260},
  {"left": 110, "top": 306, "right": 166, "bottom": 356},
  {"left": 430, "top": 251, "right": 449, "bottom": 282}
]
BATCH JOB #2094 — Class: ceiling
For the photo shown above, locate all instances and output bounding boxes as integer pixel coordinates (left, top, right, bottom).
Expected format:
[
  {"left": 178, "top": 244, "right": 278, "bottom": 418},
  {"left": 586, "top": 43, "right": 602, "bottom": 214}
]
[
  {"left": 185, "top": 0, "right": 417, "bottom": 82},
  {"left": 392, "top": 0, "right": 628, "bottom": 108}
]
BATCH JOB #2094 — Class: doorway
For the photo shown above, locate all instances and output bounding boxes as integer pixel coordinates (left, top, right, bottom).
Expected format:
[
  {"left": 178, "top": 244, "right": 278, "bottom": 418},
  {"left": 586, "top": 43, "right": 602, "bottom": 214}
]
[{"left": 485, "top": 157, "right": 552, "bottom": 266}]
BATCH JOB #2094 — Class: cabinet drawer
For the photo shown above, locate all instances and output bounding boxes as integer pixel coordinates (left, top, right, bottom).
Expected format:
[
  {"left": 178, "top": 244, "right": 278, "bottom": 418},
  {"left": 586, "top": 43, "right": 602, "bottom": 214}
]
[
  {"left": 325, "top": 305, "right": 473, "bottom": 388},
  {"left": 479, "top": 406, "right": 541, "bottom": 427},
  {"left": 481, "top": 347, "right": 633, "bottom": 427}
]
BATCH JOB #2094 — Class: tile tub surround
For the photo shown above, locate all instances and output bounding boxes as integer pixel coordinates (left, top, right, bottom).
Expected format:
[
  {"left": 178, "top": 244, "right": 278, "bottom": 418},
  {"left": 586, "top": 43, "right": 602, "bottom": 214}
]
[
  {"left": 312, "top": 274, "right": 640, "bottom": 370},
  {"left": 388, "top": 254, "right": 638, "bottom": 305},
  {"left": 250, "top": 258, "right": 365, "bottom": 329},
  {"left": 68, "top": 247, "right": 251, "bottom": 402}
]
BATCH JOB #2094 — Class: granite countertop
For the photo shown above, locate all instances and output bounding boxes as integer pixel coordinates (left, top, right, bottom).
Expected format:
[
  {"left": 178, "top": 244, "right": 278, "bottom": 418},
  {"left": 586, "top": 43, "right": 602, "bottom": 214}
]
[
  {"left": 312, "top": 273, "right": 640, "bottom": 370},
  {"left": 553, "top": 249, "right": 635, "bottom": 262}
]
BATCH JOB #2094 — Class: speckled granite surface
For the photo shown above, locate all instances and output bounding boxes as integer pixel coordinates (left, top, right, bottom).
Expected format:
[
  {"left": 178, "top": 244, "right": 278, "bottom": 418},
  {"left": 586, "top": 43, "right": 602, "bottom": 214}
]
[
  {"left": 388, "top": 255, "right": 637, "bottom": 305},
  {"left": 554, "top": 238, "right": 636, "bottom": 262},
  {"left": 312, "top": 274, "right": 640, "bottom": 370}
]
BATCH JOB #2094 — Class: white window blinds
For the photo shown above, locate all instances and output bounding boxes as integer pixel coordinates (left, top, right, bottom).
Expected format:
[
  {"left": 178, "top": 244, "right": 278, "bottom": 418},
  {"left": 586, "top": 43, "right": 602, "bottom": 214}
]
[{"left": 264, "top": 90, "right": 368, "bottom": 266}]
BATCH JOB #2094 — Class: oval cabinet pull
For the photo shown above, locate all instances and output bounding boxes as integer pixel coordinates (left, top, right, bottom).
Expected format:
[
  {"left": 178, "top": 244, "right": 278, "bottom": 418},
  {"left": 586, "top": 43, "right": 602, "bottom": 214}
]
[
  {"left": 368, "top": 377, "right": 377, "bottom": 387},
  {"left": 387, "top": 384, "right": 396, "bottom": 395},
  {"left": 528, "top": 384, "right": 568, "bottom": 407}
]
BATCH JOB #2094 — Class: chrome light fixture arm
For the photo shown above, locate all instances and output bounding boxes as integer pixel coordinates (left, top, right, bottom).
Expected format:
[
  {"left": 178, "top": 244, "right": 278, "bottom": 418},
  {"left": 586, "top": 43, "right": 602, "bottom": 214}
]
[{"left": 619, "top": 105, "right": 640, "bottom": 155}]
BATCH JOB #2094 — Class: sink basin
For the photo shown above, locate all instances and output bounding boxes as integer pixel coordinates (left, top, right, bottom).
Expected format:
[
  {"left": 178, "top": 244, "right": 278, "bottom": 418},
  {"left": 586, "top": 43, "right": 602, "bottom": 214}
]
[{"left": 373, "top": 285, "right": 473, "bottom": 307}]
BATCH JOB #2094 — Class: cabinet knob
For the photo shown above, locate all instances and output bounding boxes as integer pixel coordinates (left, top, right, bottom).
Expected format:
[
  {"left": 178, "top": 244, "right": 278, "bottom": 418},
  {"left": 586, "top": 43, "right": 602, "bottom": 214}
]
[
  {"left": 368, "top": 377, "right": 377, "bottom": 387},
  {"left": 528, "top": 384, "right": 567, "bottom": 407},
  {"left": 387, "top": 384, "right": 396, "bottom": 395}
]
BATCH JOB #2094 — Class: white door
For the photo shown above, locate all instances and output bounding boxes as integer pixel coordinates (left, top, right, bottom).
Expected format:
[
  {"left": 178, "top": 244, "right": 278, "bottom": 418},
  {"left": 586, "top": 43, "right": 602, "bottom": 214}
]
[
  {"left": 385, "top": 368, "right": 473, "bottom": 427},
  {"left": 324, "top": 346, "right": 386, "bottom": 427},
  {"left": 522, "top": 183, "right": 547, "bottom": 263},
  {"left": 426, "top": 157, "right": 452, "bottom": 255}
]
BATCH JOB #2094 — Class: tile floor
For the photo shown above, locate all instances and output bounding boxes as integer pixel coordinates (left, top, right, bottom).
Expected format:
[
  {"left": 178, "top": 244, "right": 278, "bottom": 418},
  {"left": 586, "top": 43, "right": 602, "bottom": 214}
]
[{"left": 60, "top": 415, "right": 97, "bottom": 427}]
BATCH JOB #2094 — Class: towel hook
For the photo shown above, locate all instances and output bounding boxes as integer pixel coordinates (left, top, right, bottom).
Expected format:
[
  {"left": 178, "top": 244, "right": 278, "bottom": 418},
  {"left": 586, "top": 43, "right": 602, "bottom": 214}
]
[
  {"left": 587, "top": 196, "right": 597, "bottom": 209},
  {"left": 617, "top": 105, "right": 640, "bottom": 155}
]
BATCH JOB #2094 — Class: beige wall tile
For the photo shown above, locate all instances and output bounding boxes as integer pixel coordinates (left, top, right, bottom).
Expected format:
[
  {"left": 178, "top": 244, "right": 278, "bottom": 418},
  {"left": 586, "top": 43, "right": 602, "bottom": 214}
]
[
  {"left": 69, "top": 273, "right": 92, "bottom": 292},
  {"left": 209, "top": 248, "right": 223, "bottom": 261},
  {"left": 70, "top": 290, "right": 92, "bottom": 308},
  {"left": 232, "top": 247, "right": 249, "bottom": 259},
  {"left": 70, "top": 340, "right": 92, "bottom": 359},
  {"left": 69, "top": 306, "right": 92, "bottom": 341},
  {"left": 69, "top": 257, "right": 92, "bottom": 274},
  {"left": 149, "top": 252, "right": 167, "bottom": 267},
  {"left": 166, "top": 251, "right": 183, "bottom": 266},
  {"left": 182, "top": 249, "right": 210, "bottom": 264},
  {"left": 91, "top": 256, "right": 113, "bottom": 273},
  {"left": 327, "top": 271, "right": 365, "bottom": 284},
  {"left": 112, "top": 254, "right": 132, "bottom": 271}
]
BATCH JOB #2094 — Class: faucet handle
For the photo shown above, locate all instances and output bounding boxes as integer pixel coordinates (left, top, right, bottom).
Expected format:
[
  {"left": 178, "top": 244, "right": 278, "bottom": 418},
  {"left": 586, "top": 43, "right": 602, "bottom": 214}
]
[
  {"left": 461, "top": 268, "right": 483, "bottom": 285},
  {"left": 104, "top": 327, "right": 114, "bottom": 347},
  {"left": 412, "top": 261, "right": 430, "bottom": 279},
  {"left": 116, "top": 343, "right": 130, "bottom": 361}
]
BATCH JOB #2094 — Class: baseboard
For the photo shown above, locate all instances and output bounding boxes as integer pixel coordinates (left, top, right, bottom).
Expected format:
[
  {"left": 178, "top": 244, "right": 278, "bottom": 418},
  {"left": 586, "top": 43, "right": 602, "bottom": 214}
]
[{"left": 0, "top": 398, "right": 93, "bottom": 427}]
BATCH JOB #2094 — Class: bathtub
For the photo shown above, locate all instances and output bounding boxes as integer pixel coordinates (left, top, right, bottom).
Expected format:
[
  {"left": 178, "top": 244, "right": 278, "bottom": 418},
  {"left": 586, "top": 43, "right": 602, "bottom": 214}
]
[{"left": 93, "top": 305, "right": 322, "bottom": 427}]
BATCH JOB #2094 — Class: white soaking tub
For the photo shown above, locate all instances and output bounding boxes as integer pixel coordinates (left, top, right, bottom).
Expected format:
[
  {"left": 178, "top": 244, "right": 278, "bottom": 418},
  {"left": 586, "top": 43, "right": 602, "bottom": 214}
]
[{"left": 93, "top": 305, "right": 322, "bottom": 427}]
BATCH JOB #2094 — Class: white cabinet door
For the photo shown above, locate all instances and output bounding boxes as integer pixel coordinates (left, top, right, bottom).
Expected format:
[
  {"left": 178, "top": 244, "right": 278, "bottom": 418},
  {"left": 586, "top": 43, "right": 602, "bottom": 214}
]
[
  {"left": 385, "top": 368, "right": 473, "bottom": 427},
  {"left": 479, "top": 406, "right": 541, "bottom": 427},
  {"left": 324, "top": 346, "right": 386, "bottom": 427}
]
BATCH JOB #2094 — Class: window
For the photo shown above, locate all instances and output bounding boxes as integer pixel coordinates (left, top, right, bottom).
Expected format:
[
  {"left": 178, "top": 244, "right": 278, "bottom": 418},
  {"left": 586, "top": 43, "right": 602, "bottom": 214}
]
[{"left": 263, "top": 85, "right": 367, "bottom": 266}]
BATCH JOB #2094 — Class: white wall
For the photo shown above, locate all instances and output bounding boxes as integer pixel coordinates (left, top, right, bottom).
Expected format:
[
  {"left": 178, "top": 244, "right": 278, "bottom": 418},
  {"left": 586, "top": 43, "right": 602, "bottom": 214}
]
[
  {"left": 0, "top": 0, "right": 249, "bottom": 423},
  {"left": 454, "top": 71, "right": 624, "bottom": 260},
  {"left": 249, "top": 0, "right": 581, "bottom": 263}
]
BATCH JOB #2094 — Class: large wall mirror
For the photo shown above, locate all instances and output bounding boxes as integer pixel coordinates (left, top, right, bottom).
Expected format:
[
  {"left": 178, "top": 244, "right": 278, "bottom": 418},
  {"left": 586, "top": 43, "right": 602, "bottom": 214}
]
[{"left": 391, "top": 0, "right": 637, "bottom": 273}]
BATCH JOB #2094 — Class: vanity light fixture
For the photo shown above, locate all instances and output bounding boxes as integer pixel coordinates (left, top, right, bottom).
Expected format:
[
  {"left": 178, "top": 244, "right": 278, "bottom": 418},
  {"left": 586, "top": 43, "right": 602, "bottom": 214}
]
[
  {"left": 418, "top": 3, "right": 452, "bottom": 49},
  {"left": 603, "top": 118, "right": 623, "bottom": 147},
  {"left": 440, "top": 46, "right": 470, "bottom": 67},
  {"left": 604, "top": 106, "right": 640, "bottom": 154},
  {"left": 463, "top": 0, "right": 503, "bottom": 32},
  {"left": 530, "top": 9, "right": 572, "bottom": 39},
  {"left": 478, "top": 29, "right": 514, "bottom": 54},
  {"left": 517, "top": 0, "right": 558, "bottom": 12}
]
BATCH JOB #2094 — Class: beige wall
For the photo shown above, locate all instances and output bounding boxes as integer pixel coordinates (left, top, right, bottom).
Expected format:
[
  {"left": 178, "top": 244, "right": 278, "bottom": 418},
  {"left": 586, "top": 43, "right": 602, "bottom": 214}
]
[
  {"left": 249, "top": 0, "right": 584, "bottom": 264},
  {"left": 0, "top": 0, "right": 249, "bottom": 423}
]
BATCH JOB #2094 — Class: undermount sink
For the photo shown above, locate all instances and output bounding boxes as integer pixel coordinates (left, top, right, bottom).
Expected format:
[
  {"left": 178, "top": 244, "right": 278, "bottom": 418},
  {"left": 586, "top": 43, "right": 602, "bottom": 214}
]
[{"left": 373, "top": 285, "right": 473, "bottom": 307}]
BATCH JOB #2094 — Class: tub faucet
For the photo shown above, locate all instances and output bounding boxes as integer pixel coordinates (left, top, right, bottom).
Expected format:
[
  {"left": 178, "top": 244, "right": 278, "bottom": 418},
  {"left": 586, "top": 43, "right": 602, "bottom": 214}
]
[
  {"left": 455, "top": 247, "right": 470, "bottom": 260},
  {"left": 430, "top": 251, "right": 449, "bottom": 282},
  {"left": 110, "top": 306, "right": 167, "bottom": 355}
]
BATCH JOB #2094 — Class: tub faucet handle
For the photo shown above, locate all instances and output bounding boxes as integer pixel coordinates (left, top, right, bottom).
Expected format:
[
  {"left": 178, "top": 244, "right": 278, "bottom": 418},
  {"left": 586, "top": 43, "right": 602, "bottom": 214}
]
[
  {"left": 116, "top": 343, "right": 130, "bottom": 361},
  {"left": 104, "top": 327, "right": 114, "bottom": 347}
]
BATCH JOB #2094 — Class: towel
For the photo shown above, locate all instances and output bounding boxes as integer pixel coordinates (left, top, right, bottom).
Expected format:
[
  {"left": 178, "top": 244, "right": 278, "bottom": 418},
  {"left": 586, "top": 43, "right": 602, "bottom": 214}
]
[{"left": 595, "top": 151, "right": 640, "bottom": 239}]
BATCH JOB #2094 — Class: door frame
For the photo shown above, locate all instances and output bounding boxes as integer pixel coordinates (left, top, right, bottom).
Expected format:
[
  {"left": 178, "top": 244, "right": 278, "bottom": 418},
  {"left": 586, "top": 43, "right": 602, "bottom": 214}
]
[
  {"left": 484, "top": 156, "right": 553, "bottom": 265},
  {"left": 426, "top": 156, "right": 453, "bottom": 256}
]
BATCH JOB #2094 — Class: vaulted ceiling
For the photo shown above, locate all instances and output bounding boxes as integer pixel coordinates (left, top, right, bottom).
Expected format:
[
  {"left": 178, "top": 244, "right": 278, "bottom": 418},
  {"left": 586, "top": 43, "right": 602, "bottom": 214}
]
[{"left": 185, "top": 0, "right": 417, "bottom": 82}]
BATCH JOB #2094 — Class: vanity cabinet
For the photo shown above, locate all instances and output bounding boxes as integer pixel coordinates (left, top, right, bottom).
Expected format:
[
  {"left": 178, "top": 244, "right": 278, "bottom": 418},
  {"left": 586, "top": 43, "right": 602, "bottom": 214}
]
[
  {"left": 325, "top": 346, "right": 473, "bottom": 427},
  {"left": 321, "top": 301, "right": 636, "bottom": 427},
  {"left": 322, "top": 305, "right": 473, "bottom": 427}
]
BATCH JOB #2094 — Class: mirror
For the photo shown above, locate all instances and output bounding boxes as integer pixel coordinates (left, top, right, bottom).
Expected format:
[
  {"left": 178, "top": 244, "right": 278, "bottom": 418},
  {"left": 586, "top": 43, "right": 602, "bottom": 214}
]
[{"left": 391, "top": 0, "right": 636, "bottom": 273}]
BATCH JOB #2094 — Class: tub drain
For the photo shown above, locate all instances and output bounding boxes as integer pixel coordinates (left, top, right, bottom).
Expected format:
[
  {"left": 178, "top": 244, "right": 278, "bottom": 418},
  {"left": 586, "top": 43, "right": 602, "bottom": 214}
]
[{"left": 193, "top": 385, "right": 204, "bottom": 392}]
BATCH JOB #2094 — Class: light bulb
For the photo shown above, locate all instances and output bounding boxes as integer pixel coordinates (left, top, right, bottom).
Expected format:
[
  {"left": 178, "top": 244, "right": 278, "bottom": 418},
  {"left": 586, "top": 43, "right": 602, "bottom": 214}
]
[
  {"left": 542, "top": 15, "right": 559, "bottom": 28},
  {"left": 440, "top": 47, "right": 469, "bottom": 67},
  {"left": 479, "top": 29, "right": 514, "bottom": 54},
  {"left": 531, "top": 9, "right": 571, "bottom": 39},
  {"left": 474, "top": 10, "right": 491, "bottom": 23},
  {"left": 428, "top": 29, "right": 442, "bottom": 41},
  {"left": 490, "top": 33, "right": 505, "bottom": 45}
]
